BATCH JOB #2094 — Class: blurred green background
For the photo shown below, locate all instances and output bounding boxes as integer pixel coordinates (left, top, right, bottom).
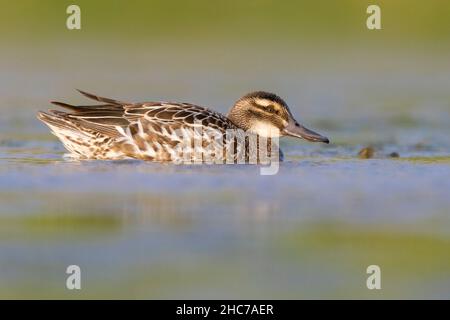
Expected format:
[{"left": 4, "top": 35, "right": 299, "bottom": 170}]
[{"left": 2, "top": 0, "right": 450, "bottom": 44}]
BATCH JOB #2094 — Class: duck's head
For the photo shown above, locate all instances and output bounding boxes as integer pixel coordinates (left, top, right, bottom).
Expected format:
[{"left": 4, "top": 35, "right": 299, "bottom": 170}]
[{"left": 228, "top": 91, "right": 329, "bottom": 143}]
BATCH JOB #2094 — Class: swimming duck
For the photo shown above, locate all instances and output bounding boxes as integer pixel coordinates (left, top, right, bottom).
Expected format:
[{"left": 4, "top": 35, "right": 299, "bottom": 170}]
[{"left": 37, "top": 90, "right": 329, "bottom": 162}]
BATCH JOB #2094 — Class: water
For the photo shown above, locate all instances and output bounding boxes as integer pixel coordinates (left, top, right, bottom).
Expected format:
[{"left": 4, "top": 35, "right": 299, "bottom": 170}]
[{"left": 1, "top": 44, "right": 450, "bottom": 298}]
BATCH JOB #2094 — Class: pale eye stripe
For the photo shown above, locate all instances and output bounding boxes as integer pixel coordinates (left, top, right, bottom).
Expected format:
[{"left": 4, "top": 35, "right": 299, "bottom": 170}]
[{"left": 254, "top": 98, "right": 273, "bottom": 107}]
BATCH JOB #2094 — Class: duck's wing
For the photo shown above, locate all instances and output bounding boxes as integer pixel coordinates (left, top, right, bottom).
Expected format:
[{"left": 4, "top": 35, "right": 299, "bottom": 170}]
[
  {"left": 41, "top": 90, "right": 236, "bottom": 135},
  {"left": 38, "top": 90, "right": 237, "bottom": 160},
  {"left": 124, "top": 101, "right": 236, "bottom": 132}
]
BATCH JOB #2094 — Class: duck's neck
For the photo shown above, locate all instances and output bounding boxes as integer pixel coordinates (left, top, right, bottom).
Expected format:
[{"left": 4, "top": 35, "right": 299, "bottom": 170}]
[{"left": 227, "top": 106, "right": 250, "bottom": 131}]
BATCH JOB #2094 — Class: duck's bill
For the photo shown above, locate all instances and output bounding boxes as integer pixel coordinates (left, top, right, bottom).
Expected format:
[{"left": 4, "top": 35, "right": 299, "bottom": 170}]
[{"left": 283, "top": 122, "right": 330, "bottom": 144}]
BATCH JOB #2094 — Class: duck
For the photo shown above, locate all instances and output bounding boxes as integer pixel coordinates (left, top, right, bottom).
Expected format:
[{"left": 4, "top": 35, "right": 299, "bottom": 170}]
[{"left": 37, "top": 90, "right": 329, "bottom": 162}]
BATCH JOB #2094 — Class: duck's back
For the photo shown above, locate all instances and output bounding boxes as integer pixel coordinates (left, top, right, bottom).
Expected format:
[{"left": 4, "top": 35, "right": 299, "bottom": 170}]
[{"left": 38, "top": 90, "right": 240, "bottom": 161}]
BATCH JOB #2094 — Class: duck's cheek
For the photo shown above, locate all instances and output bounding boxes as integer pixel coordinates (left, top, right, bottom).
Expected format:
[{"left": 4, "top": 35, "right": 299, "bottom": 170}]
[{"left": 248, "top": 122, "right": 281, "bottom": 137}]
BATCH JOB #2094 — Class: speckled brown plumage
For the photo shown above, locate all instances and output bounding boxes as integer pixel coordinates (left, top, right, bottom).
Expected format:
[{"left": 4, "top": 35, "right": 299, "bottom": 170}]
[{"left": 38, "top": 90, "right": 329, "bottom": 162}]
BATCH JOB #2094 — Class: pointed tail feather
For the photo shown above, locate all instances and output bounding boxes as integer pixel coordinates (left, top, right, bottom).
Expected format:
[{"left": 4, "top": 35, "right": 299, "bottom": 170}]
[
  {"left": 37, "top": 111, "right": 79, "bottom": 132},
  {"left": 50, "top": 101, "right": 122, "bottom": 112},
  {"left": 37, "top": 111, "right": 96, "bottom": 157},
  {"left": 76, "top": 89, "right": 129, "bottom": 105}
]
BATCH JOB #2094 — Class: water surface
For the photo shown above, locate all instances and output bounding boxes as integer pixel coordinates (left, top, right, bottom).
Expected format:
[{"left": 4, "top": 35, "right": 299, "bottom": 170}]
[{"left": 1, "top": 43, "right": 450, "bottom": 299}]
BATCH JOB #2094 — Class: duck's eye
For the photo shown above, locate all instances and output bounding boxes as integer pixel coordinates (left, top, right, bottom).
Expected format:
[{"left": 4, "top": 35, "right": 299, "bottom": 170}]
[{"left": 262, "top": 105, "right": 276, "bottom": 113}]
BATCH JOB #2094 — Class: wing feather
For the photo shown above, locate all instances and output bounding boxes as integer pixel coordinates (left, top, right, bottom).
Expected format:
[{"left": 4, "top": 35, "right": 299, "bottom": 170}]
[{"left": 41, "top": 92, "right": 238, "bottom": 152}]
